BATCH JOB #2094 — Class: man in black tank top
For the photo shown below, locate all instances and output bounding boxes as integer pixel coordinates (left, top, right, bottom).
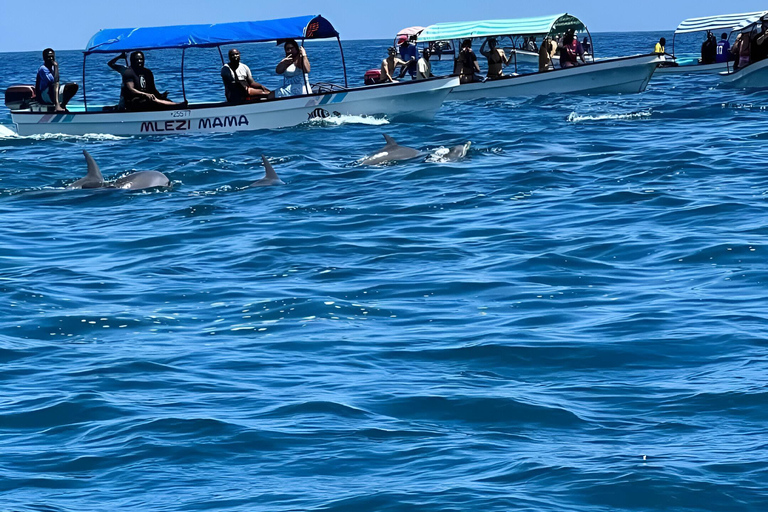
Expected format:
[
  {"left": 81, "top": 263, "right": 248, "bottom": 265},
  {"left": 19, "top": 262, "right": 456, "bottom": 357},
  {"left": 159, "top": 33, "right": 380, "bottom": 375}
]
[{"left": 108, "top": 51, "right": 186, "bottom": 111}]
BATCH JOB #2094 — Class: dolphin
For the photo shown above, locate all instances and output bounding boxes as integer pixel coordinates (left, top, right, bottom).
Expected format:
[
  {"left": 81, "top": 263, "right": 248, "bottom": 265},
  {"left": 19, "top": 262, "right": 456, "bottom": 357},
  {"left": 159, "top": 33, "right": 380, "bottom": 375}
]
[
  {"left": 249, "top": 155, "right": 285, "bottom": 187},
  {"left": 360, "top": 134, "right": 423, "bottom": 165},
  {"left": 68, "top": 150, "right": 170, "bottom": 191},
  {"left": 443, "top": 142, "right": 471, "bottom": 161},
  {"left": 67, "top": 150, "right": 105, "bottom": 189}
]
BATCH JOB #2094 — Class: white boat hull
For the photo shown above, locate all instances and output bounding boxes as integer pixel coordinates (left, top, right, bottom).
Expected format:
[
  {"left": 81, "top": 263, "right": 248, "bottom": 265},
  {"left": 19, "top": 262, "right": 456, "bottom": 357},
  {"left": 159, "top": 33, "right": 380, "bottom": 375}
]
[
  {"left": 9, "top": 77, "right": 459, "bottom": 137},
  {"left": 655, "top": 56, "right": 730, "bottom": 75},
  {"left": 446, "top": 54, "right": 660, "bottom": 101},
  {"left": 719, "top": 58, "right": 768, "bottom": 89}
]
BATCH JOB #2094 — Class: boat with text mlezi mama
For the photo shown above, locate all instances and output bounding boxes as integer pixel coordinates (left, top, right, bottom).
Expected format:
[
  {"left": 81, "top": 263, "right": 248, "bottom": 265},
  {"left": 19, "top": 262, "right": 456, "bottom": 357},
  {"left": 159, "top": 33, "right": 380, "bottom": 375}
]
[
  {"left": 414, "top": 13, "right": 660, "bottom": 100},
  {"left": 6, "top": 15, "right": 458, "bottom": 137}
]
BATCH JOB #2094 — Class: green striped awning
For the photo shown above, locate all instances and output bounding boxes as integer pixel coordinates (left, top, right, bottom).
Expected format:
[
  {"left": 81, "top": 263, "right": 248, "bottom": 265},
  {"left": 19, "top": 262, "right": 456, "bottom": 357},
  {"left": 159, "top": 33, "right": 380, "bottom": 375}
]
[
  {"left": 674, "top": 11, "right": 768, "bottom": 34},
  {"left": 416, "top": 13, "right": 586, "bottom": 42}
]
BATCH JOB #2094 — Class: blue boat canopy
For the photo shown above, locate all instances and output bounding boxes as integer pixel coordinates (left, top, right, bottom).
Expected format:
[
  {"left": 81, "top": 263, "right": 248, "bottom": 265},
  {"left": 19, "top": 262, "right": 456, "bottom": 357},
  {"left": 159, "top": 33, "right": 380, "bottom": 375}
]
[
  {"left": 416, "top": 13, "right": 586, "bottom": 42},
  {"left": 85, "top": 15, "right": 339, "bottom": 54}
]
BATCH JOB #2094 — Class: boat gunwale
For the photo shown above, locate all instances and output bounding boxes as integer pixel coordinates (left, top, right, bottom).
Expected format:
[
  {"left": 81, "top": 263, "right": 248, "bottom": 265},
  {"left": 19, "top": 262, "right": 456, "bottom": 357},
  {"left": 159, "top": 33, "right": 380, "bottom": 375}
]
[{"left": 9, "top": 76, "right": 458, "bottom": 117}]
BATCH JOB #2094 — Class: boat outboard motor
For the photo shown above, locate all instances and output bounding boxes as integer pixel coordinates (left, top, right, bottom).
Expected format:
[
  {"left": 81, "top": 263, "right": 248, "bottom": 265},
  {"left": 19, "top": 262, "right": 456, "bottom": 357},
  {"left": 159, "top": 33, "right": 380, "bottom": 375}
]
[
  {"left": 364, "top": 69, "right": 381, "bottom": 85},
  {"left": 4, "top": 85, "right": 36, "bottom": 110}
]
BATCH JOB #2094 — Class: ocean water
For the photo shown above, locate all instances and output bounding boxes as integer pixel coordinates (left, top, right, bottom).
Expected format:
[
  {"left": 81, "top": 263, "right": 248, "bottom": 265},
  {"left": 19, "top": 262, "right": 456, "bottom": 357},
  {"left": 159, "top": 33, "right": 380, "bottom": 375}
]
[{"left": 1, "top": 31, "right": 768, "bottom": 512}]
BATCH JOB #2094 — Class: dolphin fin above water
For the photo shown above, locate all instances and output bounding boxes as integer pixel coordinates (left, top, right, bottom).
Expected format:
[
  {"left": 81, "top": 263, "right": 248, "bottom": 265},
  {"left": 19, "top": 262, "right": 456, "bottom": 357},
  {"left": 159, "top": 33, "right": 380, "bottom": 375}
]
[
  {"left": 249, "top": 155, "right": 285, "bottom": 187},
  {"left": 68, "top": 150, "right": 105, "bottom": 189},
  {"left": 361, "top": 134, "right": 423, "bottom": 165},
  {"left": 67, "top": 150, "right": 170, "bottom": 191}
]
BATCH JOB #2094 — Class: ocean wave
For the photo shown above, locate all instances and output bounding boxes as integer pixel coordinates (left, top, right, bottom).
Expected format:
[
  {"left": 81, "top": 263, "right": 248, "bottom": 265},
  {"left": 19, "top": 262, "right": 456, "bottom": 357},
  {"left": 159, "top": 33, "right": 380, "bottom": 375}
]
[
  {"left": 566, "top": 111, "right": 652, "bottom": 122},
  {"left": 306, "top": 114, "right": 390, "bottom": 127}
]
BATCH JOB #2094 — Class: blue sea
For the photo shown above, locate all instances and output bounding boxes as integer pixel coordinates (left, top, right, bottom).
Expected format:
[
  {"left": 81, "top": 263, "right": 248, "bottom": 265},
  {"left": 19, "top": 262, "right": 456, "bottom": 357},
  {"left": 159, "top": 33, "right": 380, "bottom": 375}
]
[{"left": 1, "top": 31, "right": 768, "bottom": 511}]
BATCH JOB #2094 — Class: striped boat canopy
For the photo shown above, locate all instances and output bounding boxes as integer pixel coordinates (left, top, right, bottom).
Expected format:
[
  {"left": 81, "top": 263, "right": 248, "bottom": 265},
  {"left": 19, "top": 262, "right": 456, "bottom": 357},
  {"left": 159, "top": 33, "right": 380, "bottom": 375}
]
[
  {"left": 416, "top": 13, "right": 586, "bottom": 42},
  {"left": 674, "top": 11, "right": 768, "bottom": 34},
  {"left": 731, "top": 12, "right": 768, "bottom": 33}
]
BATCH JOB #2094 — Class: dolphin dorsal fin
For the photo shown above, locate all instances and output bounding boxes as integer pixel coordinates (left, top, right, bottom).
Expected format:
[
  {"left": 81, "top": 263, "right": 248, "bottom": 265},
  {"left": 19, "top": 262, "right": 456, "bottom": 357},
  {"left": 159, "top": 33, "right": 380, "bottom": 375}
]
[
  {"left": 383, "top": 134, "right": 398, "bottom": 147},
  {"left": 261, "top": 155, "right": 279, "bottom": 180},
  {"left": 82, "top": 150, "right": 104, "bottom": 183}
]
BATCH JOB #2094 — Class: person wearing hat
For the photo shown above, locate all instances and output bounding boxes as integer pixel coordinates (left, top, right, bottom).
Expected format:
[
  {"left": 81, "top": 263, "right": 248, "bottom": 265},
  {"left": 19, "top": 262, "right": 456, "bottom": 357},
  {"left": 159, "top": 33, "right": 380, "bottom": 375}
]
[
  {"left": 398, "top": 37, "right": 419, "bottom": 79},
  {"left": 480, "top": 37, "right": 511, "bottom": 79}
]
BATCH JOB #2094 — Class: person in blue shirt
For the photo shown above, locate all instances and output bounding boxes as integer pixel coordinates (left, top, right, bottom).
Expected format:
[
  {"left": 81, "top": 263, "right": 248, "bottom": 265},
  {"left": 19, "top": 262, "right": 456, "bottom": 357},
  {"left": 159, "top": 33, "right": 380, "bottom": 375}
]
[
  {"left": 35, "top": 48, "right": 78, "bottom": 112},
  {"left": 716, "top": 33, "right": 732, "bottom": 63},
  {"left": 398, "top": 37, "right": 419, "bottom": 79}
]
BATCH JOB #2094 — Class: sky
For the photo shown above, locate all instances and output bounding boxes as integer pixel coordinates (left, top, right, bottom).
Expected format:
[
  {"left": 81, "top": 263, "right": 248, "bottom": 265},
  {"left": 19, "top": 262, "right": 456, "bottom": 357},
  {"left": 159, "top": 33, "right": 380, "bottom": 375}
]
[{"left": 1, "top": 0, "right": 767, "bottom": 53}]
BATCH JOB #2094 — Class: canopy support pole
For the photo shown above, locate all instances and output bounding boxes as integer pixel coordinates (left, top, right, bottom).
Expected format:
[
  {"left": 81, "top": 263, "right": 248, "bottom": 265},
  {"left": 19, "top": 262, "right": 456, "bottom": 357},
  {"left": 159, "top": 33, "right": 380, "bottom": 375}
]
[
  {"left": 299, "top": 37, "right": 312, "bottom": 94},
  {"left": 82, "top": 54, "right": 88, "bottom": 112},
  {"left": 181, "top": 48, "right": 187, "bottom": 102},
  {"left": 217, "top": 46, "right": 225, "bottom": 65},
  {"left": 337, "top": 37, "right": 349, "bottom": 88},
  {"left": 585, "top": 27, "right": 595, "bottom": 61},
  {"left": 300, "top": 39, "right": 311, "bottom": 94},
  {"left": 672, "top": 33, "right": 676, "bottom": 57}
]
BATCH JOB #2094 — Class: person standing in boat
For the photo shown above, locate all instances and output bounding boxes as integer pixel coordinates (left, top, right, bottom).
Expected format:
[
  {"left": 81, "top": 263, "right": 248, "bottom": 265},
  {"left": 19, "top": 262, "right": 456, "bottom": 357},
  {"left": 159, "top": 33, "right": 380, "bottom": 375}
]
[
  {"left": 701, "top": 31, "right": 718, "bottom": 64},
  {"left": 108, "top": 51, "right": 185, "bottom": 111},
  {"left": 275, "top": 39, "right": 311, "bottom": 97},
  {"left": 559, "top": 32, "right": 579, "bottom": 68},
  {"left": 716, "top": 33, "right": 731, "bottom": 63},
  {"left": 221, "top": 48, "right": 272, "bottom": 103},
  {"left": 36, "top": 48, "right": 78, "bottom": 112},
  {"left": 731, "top": 33, "right": 751, "bottom": 70},
  {"left": 480, "top": 37, "right": 511, "bottom": 79},
  {"left": 526, "top": 37, "right": 538, "bottom": 52},
  {"left": 397, "top": 37, "right": 419, "bottom": 79},
  {"left": 455, "top": 39, "right": 482, "bottom": 83},
  {"left": 538, "top": 36, "right": 558, "bottom": 72},
  {"left": 750, "top": 18, "right": 768, "bottom": 64}
]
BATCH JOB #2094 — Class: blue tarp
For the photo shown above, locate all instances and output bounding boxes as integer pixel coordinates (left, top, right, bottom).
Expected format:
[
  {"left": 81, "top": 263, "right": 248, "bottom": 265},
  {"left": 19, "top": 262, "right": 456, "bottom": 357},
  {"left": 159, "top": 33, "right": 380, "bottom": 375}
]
[{"left": 85, "top": 15, "right": 338, "bottom": 54}]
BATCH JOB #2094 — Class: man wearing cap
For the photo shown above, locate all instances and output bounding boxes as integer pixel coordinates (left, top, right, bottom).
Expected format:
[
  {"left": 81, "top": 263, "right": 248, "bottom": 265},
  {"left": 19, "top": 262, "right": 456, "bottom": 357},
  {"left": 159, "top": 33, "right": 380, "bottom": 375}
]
[{"left": 398, "top": 37, "right": 419, "bottom": 79}]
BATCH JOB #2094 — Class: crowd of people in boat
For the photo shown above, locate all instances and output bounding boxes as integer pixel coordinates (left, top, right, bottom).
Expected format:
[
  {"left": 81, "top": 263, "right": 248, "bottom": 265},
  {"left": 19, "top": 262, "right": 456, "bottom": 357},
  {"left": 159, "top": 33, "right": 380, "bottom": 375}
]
[
  {"left": 654, "top": 17, "right": 768, "bottom": 70},
  {"left": 33, "top": 39, "right": 312, "bottom": 112},
  {"left": 29, "top": 16, "right": 768, "bottom": 112},
  {"left": 373, "top": 29, "right": 593, "bottom": 85}
]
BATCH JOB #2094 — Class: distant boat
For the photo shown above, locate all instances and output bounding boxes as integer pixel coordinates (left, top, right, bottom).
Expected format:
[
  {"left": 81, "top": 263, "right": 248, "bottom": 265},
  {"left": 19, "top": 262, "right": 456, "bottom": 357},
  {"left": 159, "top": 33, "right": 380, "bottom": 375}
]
[
  {"left": 5, "top": 15, "right": 458, "bottom": 137},
  {"left": 655, "top": 11, "right": 767, "bottom": 75},
  {"left": 719, "top": 12, "right": 768, "bottom": 89},
  {"left": 414, "top": 13, "right": 659, "bottom": 100}
]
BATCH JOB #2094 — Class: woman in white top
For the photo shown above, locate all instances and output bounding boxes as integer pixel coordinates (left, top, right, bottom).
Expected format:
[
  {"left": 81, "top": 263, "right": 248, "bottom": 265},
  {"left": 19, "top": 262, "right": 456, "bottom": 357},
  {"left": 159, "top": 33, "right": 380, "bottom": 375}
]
[{"left": 275, "top": 39, "right": 311, "bottom": 98}]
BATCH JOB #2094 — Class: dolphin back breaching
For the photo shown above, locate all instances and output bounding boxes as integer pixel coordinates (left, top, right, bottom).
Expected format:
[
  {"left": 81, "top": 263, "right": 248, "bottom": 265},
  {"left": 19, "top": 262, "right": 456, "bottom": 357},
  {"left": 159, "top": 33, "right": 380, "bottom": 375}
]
[{"left": 68, "top": 150, "right": 171, "bottom": 191}]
